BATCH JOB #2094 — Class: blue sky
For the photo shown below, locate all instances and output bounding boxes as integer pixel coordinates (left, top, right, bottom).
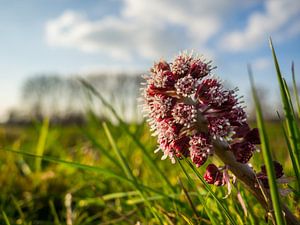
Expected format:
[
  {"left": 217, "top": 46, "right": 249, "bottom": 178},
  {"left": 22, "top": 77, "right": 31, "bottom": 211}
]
[{"left": 1, "top": 0, "right": 300, "bottom": 119}]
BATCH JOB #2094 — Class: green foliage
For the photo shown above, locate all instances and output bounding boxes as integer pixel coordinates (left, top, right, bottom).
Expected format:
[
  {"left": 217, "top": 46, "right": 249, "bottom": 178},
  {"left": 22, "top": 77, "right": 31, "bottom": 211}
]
[
  {"left": 0, "top": 120, "right": 298, "bottom": 224},
  {"left": 249, "top": 66, "right": 285, "bottom": 225},
  {"left": 269, "top": 39, "right": 300, "bottom": 191}
]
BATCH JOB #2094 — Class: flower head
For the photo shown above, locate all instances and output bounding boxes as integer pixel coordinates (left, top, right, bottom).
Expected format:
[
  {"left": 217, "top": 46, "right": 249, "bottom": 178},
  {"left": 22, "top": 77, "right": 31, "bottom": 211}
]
[
  {"left": 204, "top": 164, "right": 225, "bottom": 186},
  {"left": 172, "top": 103, "right": 197, "bottom": 128},
  {"left": 175, "top": 74, "right": 196, "bottom": 97},
  {"left": 141, "top": 52, "right": 262, "bottom": 186},
  {"left": 257, "top": 161, "right": 284, "bottom": 189},
  {"left": 189, "top": 133, "right": 212, "bottom": 167}
]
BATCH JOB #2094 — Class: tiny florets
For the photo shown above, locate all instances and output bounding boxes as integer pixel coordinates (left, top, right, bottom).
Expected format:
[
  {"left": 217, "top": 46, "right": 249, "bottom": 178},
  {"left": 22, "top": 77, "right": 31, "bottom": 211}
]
[
  {"left": 148, "top": 94, "right": 174, "bottom": 119},
  {"left": 190, "top": 59, "right": 212, "bottom": 78},
  {"left": 175, "top": 74, "right": 196, "bottom": 97},
  {"left": 189, "top": 133, "right": 212, "bottom": 167},
  {"left": 171, "top": 53, "right": 192, "bottom": 77},
  {"left": 172, "top": 103, "right": 197, "bottom": 128}
]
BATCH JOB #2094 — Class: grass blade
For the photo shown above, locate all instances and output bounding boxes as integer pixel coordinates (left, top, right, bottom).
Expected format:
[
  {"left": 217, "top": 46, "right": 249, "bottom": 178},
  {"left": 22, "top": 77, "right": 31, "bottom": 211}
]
[
  {"left": 249, "top": 65, "right": 285, "bottom": 225},
  {"left": 291, "top": 62, "right": 300, "bottom": 118},
  {"left": 102, "top": 122, "right": 134, "bottom": 180},
  {"left": 282, "top": 78, "right": 300, "bottom": 141},
  {"left": 49, "top": 200, "right": 61, "bottom": 225},
  {"left": 270, "top": 39, "right": 300, "bottom": 191},
  {"left": 35, "top": 117, "right": 49, "bottom": 172},
  {"left": 2, "top": 147, "right": 132, "bottom": 182},
  {"left": 1, "top": 210, "right": 11, "bottom": 225},
  {"left": 178, "top": 213, "right": 195, "bottom": 225},
  {"left": 277, "top": 112, "right": 300, "bottom": 190}
]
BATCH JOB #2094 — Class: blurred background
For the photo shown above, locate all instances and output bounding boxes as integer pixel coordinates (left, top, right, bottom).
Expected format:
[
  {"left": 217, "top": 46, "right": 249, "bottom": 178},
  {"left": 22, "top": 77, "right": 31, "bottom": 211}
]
[{"left": 1, "top": 0, "right": 300, "bottom": 124}]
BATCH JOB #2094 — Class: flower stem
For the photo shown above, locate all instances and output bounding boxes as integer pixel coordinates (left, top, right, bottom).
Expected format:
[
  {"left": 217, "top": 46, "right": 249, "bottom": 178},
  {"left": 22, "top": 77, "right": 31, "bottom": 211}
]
[{"left": 213, "top": 140, "right": 300, "bottom": 225}]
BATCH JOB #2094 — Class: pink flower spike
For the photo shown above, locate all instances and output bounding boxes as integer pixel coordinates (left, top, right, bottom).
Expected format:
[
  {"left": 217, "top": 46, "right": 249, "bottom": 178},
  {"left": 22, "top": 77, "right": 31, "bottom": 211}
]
[{"left": 142, "top": 51, "right": 256, "bottom": 166}]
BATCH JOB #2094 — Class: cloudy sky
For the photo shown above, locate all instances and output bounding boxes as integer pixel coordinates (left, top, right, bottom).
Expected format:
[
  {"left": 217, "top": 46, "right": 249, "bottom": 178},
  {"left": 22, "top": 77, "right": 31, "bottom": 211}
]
[{"left": 1, "top": 0, "right": 300, "bottom": 119}]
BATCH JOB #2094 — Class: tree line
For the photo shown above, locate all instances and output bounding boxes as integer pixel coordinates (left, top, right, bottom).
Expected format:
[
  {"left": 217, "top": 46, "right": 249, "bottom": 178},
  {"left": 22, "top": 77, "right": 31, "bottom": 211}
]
[{"left": 7, "top": 73, "right": 143, "bottom": 124}]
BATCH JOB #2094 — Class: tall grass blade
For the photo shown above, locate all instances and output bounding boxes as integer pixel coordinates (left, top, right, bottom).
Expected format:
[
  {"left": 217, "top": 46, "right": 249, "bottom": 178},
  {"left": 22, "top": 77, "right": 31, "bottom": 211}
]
[
  {"left": 269, "top": 39, "right": 300, "bottom": 188},
  {"left": 3, "top": 147, "right": 131, "bottom": 181},
  {"left": 49, "top": 200, "right": 61, "bottom": 225},
  {"left": 102, "top": 122, "right": 134, "bottom": 180},
  {"left": 2, "top": 210, "right": 11, "bottom": 225},
  {"left": 178, "top": 213, "right": 195, "bottom": 225},
  {"left": 277, "top": 112, "right": 300, "bottom": 190},
  {"left": 282, "top": 79, "right": 300, "bottom": 172},
  {"left": 282, "top": 78, "right": 300, "bottom": 139},
  {"left": 102, "top": 191, "right": 139, "bottom": 201},
  {"left": 291, "top": 62, "right": 300, "bottom": 118},
  {"left": 249, "top": 65, "right": 285, "bottom": 225},
  {"left": 11, "top": 195, "right": 24, "bottom": 222},
  {"left": 35, "top": 117, "right": 49, "bottom": 172}
]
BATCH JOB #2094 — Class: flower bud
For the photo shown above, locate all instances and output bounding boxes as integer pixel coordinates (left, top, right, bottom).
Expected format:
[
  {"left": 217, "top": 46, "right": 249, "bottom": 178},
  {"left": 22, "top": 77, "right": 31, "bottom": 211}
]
[{"left": 204, "top": 164, "right": 225, "bottom": 186}]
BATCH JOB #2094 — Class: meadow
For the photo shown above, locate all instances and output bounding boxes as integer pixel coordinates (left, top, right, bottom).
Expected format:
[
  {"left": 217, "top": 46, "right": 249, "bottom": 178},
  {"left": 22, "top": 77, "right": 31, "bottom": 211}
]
[
  {"left": 0, "top": 43, "right": 299, "bottom": 225},
  {"left": 0, "top": 119, "right": 297, "bottom": 225}
]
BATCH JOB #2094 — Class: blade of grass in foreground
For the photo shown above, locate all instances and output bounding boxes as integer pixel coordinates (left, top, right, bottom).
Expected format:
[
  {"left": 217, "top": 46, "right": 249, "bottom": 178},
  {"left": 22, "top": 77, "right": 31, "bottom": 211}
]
[
  {"left": 102, "top": 122, "right": 136, "bottom": 181},
  {"left": 49, "top": 200, "right": 61, "bottom": 225},
  {"left": 1, "top": 211, "right": 11, "bottom": 225},
  {"left": 292, "top": 62, "right": 300, "bottom": 118},
  {"left": 2, "top": 147, "right": 131, "bottom": 181},
  {"left": 35, "top": 117, "right": 49, "bottom": 172},
  {"left": 270, "top": 39, "right": 300, "bottom": 186},
  {"left": 79, "top": 79, "right": 176, "bottom": 194},
  {"left": 277, "top": 112, "right": 300, "bottom": 191},
  {"left": 282, "top": 77, "right": 300, "bottom": 142},
  {"left": 249, "top": 65, "right": 285, "bottom": 225}
]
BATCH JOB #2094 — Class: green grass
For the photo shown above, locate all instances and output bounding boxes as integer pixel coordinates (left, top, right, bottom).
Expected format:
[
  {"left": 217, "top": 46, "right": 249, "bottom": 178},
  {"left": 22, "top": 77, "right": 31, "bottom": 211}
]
[
  {"left": 249, "top": 66, "right": 285, "bottom": 225},
  {"left": 0, "top": 121, "right": 298, "bottom": 224}
]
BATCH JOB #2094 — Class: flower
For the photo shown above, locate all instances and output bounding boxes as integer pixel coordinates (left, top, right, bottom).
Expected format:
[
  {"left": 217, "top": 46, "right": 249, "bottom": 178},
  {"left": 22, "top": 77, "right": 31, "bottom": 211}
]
[
  {"left": 257, "top": 161, "right": 284, "bottom": 189},
  {"left": 141, "top": 51, "right": 262, "bottom": 186},
  {"left": 189, "top": 133, "right": 212, "bottom": 167},
  {"left": 204, "top": 164, "right": 225, "bottom": 186}
]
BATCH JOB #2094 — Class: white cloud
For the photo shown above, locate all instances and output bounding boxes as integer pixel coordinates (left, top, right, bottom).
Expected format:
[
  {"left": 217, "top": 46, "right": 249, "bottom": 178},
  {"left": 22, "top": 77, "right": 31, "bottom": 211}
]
[
  {"left": 220, "top": 0, "right": 300, "bottom": 52},
  {"left": 45, "top": 0, "right": 242, "bottom": 61}
]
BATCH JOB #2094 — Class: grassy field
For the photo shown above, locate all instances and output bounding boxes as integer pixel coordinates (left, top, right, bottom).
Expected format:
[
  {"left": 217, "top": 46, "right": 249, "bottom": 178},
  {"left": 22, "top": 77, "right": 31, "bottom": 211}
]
[{"left": 0, "top": 119, "right": 298, "bottom": 225}]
